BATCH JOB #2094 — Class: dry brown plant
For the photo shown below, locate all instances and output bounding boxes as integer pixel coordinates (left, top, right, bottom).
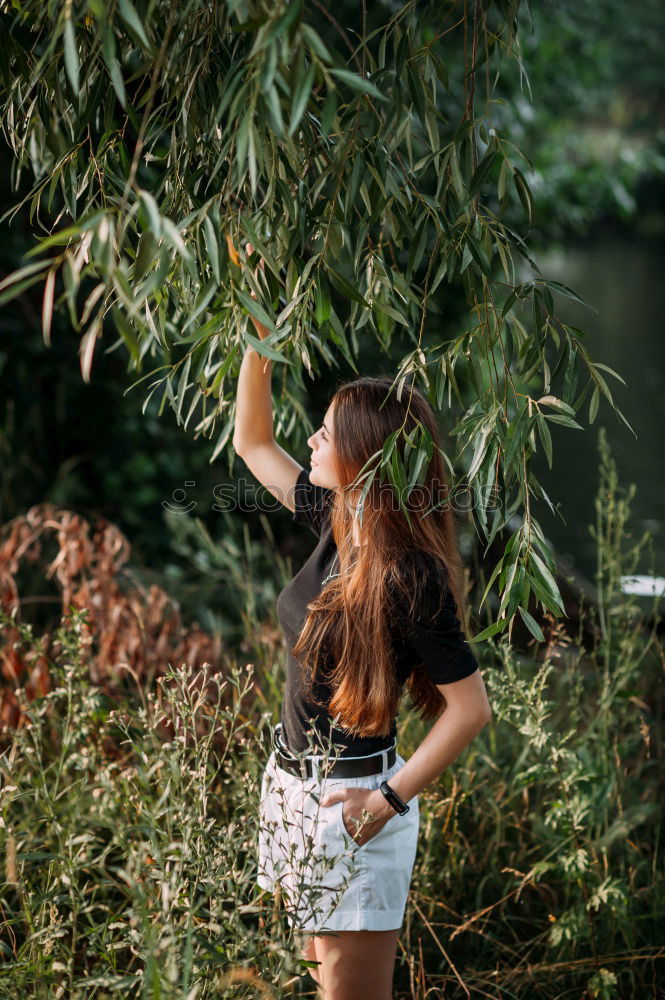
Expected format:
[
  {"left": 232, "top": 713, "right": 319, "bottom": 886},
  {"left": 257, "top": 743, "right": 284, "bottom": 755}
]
[{"left": 0, "top": 503, "right": 232, "bottom": 740}]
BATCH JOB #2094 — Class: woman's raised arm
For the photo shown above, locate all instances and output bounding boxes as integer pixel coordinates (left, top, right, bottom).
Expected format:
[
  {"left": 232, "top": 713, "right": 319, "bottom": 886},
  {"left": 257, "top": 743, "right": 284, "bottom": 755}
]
[{"left": 231, "top": 241, "right": 302, "bottom": 513}]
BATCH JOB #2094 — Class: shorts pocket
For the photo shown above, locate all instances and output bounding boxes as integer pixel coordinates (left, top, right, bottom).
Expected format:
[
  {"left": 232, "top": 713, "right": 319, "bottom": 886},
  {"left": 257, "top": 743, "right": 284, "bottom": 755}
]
[
  {"left": 333, "top": 797, "right": 360, "bottom": 850},
  {"left": 334, "top": 798, "right": 349, "bottom": 838}
]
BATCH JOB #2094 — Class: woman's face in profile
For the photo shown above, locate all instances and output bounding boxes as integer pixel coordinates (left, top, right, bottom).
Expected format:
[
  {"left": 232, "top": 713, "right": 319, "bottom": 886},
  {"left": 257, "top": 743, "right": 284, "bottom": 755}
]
[{"left": 307, "top": 401, "right": 337, "bottom": 489}]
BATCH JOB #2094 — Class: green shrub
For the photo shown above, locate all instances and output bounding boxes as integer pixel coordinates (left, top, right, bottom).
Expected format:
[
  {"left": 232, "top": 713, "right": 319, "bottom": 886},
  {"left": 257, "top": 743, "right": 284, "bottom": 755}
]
[{"left": 1, "top": 429, "right": 662, "bottom": 998}]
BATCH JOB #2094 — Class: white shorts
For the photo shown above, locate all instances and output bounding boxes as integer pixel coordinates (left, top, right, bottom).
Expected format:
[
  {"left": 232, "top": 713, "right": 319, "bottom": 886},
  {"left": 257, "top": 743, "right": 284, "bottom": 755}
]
[{"left": 256, "top": 744, "right": 420, "bottom": 933}]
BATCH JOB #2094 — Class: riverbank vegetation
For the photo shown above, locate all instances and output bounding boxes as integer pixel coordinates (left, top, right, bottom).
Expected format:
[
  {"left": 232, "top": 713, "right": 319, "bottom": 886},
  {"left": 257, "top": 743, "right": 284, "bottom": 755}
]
[{"left": 1, "top": 433, "right": 661, "bottom": 998}]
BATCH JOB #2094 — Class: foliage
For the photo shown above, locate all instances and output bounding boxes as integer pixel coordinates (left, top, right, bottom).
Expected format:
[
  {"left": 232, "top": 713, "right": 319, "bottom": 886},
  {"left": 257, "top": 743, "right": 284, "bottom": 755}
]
[
  {"left": 1, "top": 430, "right": 663, "bottom": 998},
  {"left": 0, "top": 612, "right": 286, "bottom": 998},
  {"left": 0, "top": 0, "right": 634, "bottom": 642},
  {"left": 495, "top": 0, "right": 665, "bottom": 241}
]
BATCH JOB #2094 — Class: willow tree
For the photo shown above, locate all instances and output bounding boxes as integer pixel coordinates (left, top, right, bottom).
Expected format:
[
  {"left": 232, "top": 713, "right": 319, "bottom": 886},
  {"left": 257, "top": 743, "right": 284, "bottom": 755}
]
[{"left": 0, "top": 0, "right": 629, "bottom": 641}]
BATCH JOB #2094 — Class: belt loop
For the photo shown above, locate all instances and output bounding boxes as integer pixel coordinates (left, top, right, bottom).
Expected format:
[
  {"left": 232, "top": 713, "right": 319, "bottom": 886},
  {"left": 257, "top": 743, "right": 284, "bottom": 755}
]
[{"left": 311, "top": 750, "right": 330, "bottom": 783}]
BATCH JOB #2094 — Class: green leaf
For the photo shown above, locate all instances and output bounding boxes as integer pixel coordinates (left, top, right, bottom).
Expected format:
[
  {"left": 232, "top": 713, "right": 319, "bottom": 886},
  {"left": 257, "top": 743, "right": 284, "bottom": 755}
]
[
  {"left": 478, "top": 556, "right": 503, "bottom": 612},
  {"left": 241, "top": 219, "right": 281, "bottom": 280},
  {"left": 498, "top": 155, "right": 512, "bottom": 204},
  {"left": 138, "top": 190, "right": 161, "bottom": 234},
  {"left": 467, "top": 423, "right": 494, "bottom": 482},
  {"left": 326, "top": 310, "right": 357, "bottom": 371},
  {"left": 24, "top": 213, "right": 105, "bottom": 257},
  {"left": 381, "top": 429, "right": 399, "bottom": 468},
  {"left": 247, "top": 120, "right": 259, "bottom": 195},
  {"left": 329, "top": 68, "right": 386, "bottom": 101},
  {"left": 406, "top": 214, "right": 428, "bottom": 281},
  {"left": 513, "top": 168, "right": 534, "bottom": 225},
  {"left": 235, "top": 288, "right": 277, "bottom": 333},
  {"left": 498, "top": 554, "right": 521, "bottom": 618},
  {"left": 589, "top": 386, "right": 600, "bottom": 424},
  {"left": 265, "top": 84, "right": 285, "bottom": 137},
  {"left": 345, "top": 156, "right": 365, "bottom": 220},
  {"left": 504, "top": 405, "right": 533, "bottom": 468},
  {"left": 113, "top": 309, "right": 140, "bottom": 365},
  {"left": 175, "top": 354, "right": 191, "bottom": 424},
  {"left": 542, "top": 279, "right": 595, "bottom": 312},
  {"left": 373, "top": 300, "right": 409, "bottom": 326},
  {"left": 469, "top": 147, "right": 498, "bottom": 199},
  {"left": 258, "top": 0, "right": 303, "bottom": 50},
  {"left": 0, "top": 269, "right": 50, "bottom": 306},
  {"left": 321, "top": 89, "right": 337, "bottom": 133},
  {"left": 537, "top": 414, "right": 553, "bottom": 469},
  {"left": 63, "top": 19, "right": 80, "bottom": 96},
  {"left": 203, "top": 216, "right": 220, "bottom": 281},
  {"left": 134, "top": 230, "right": 157, "bottom": 280},
  {"left": 182, "top": 278, "right": 218, "bottom": 332},
  {"left": 315, "top": 276, "right": 331, "bottom": 324},
  {"left": 117, "top": 0, "right": 152, "bottom": 50},
  {"left": 406, "top": 63, "right": 427, "bottom": 123},
  {"left": 505, "top": 564, "right": 527, "bottom": 620},
  {"left": 301, "top": 24, "right": 332, "bottom": 62},
  {"left": 236, "top": 114, "right": 250, "bottom": 182},
  {"left": 466, "top": 235, "right": 493, "bottom": 279},
  {"left": 518, "top": 605, "right": 545, "bottom": 642},
  {"left": 326, "top": 266, "right": 369, "bottom": 307},
  {"left": 501, "top": 285, "right": 523, "bottom": 317},
  {"left": 390, "top": 446, "right": 408, "bottom": 495},
  {"left": 0, "top": 259, "right": 53, "bottom": 292},
  {"left": 544, "top": 414, "right": 583, "bottom": 430},
  {"left": 472, "top": 617, "right": 508, "bottom": 642},
  {"left": 589, "top": 364, "right": 616, "bottom": 405},
  {"left": 242, "top": 327, "right": 292, "bottom": 364},
  {"left": 537, "top": 395, "right": 576, "bottom": 417},
  {"left": 102, "top": 28, "right": 126, "bottom": 108},
  {"left": 161, "top": 217, "right": 194, "bottom": 266},
  {"left": 592, "top": 361, "right": 626, "bottom": 385},
  {"left": 289, "top": 61, "right": 315, "bottom": 136},
  {"left": 460, "top": 242, "right": 474, "bottom": 273},
  {"left": 528, "top": 569, "right": 557, "bottom": 613},
  {"left": 530, "top": 552, "right": 565, "bottom": 616}
]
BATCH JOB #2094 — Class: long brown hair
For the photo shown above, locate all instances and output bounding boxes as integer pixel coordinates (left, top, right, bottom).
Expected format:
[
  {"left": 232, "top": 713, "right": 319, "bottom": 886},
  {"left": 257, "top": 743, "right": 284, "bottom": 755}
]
[{"left": 292, "top": 375, "right": 472, "bottom": 738}]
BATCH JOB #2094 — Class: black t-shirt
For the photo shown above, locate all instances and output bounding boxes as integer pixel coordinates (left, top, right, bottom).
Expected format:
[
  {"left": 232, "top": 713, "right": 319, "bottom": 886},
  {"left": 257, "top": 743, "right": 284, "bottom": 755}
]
[{"left": 275, "top": 467, "right": 479, "bottom": 756}]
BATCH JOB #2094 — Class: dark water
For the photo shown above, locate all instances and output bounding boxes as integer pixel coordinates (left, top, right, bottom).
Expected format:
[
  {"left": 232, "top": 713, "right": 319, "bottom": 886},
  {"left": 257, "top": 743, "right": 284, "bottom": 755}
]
[{"left": 529, "top": 234, "right": 665, "bottom": 584}]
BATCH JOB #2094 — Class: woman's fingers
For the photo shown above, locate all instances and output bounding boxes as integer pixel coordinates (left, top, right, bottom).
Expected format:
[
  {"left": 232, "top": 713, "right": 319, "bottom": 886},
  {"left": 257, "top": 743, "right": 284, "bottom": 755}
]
[{"left": 245, "top": 241, "right": 265, "bottom": 273}]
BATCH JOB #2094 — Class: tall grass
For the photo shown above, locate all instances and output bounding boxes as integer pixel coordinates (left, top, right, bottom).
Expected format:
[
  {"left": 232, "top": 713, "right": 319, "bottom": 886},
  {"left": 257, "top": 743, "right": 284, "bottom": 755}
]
[{"left": 1, "top": 428, "right": 662, "bottom": 998}]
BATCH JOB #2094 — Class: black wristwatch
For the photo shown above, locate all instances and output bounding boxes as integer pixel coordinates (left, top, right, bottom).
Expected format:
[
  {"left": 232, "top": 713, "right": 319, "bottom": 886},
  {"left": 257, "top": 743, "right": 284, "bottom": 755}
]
[{"left": 379, "top": 780, "right": 410, "bottom": 815}]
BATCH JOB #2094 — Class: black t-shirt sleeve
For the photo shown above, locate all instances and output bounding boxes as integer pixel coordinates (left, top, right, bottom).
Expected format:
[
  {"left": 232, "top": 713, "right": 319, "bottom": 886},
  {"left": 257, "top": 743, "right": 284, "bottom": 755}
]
[
  {"left": 292, "top": 466, "right": 335, "bottom": 537},
  {"left": 403, "top": 596, "right": 479, "bottom": 684},
  {"left": 393, "top": 558, "right": 479, "bottom": 685}
]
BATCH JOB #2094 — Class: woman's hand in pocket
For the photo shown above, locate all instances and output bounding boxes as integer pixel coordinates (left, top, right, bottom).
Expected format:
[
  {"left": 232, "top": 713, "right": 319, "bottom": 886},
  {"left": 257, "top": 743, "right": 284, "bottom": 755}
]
[{"left": 321, "top": 787, "right": 395, "bottom": 846}]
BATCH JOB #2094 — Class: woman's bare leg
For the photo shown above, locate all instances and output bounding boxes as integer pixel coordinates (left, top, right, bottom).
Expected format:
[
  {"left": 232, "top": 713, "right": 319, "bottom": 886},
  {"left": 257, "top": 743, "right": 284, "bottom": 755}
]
[
  {"left": 301, "top": 934, "right": 323, "bottom": 994},
  {"left": 309, "top": 928, "right": 400, "bottom": 1000}
]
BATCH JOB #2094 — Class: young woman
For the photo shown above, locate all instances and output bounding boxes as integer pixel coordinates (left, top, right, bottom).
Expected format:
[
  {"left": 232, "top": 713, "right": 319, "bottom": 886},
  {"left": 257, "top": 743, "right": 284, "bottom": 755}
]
[{"left": 233, "top": 248, "right": 492, "bottom": 1000}]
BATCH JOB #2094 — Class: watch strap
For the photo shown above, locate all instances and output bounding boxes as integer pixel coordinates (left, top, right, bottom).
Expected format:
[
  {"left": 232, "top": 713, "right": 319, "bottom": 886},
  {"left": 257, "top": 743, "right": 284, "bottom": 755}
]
[{"left": 379, "top": 779, "right": 410, "bottom": 815}]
